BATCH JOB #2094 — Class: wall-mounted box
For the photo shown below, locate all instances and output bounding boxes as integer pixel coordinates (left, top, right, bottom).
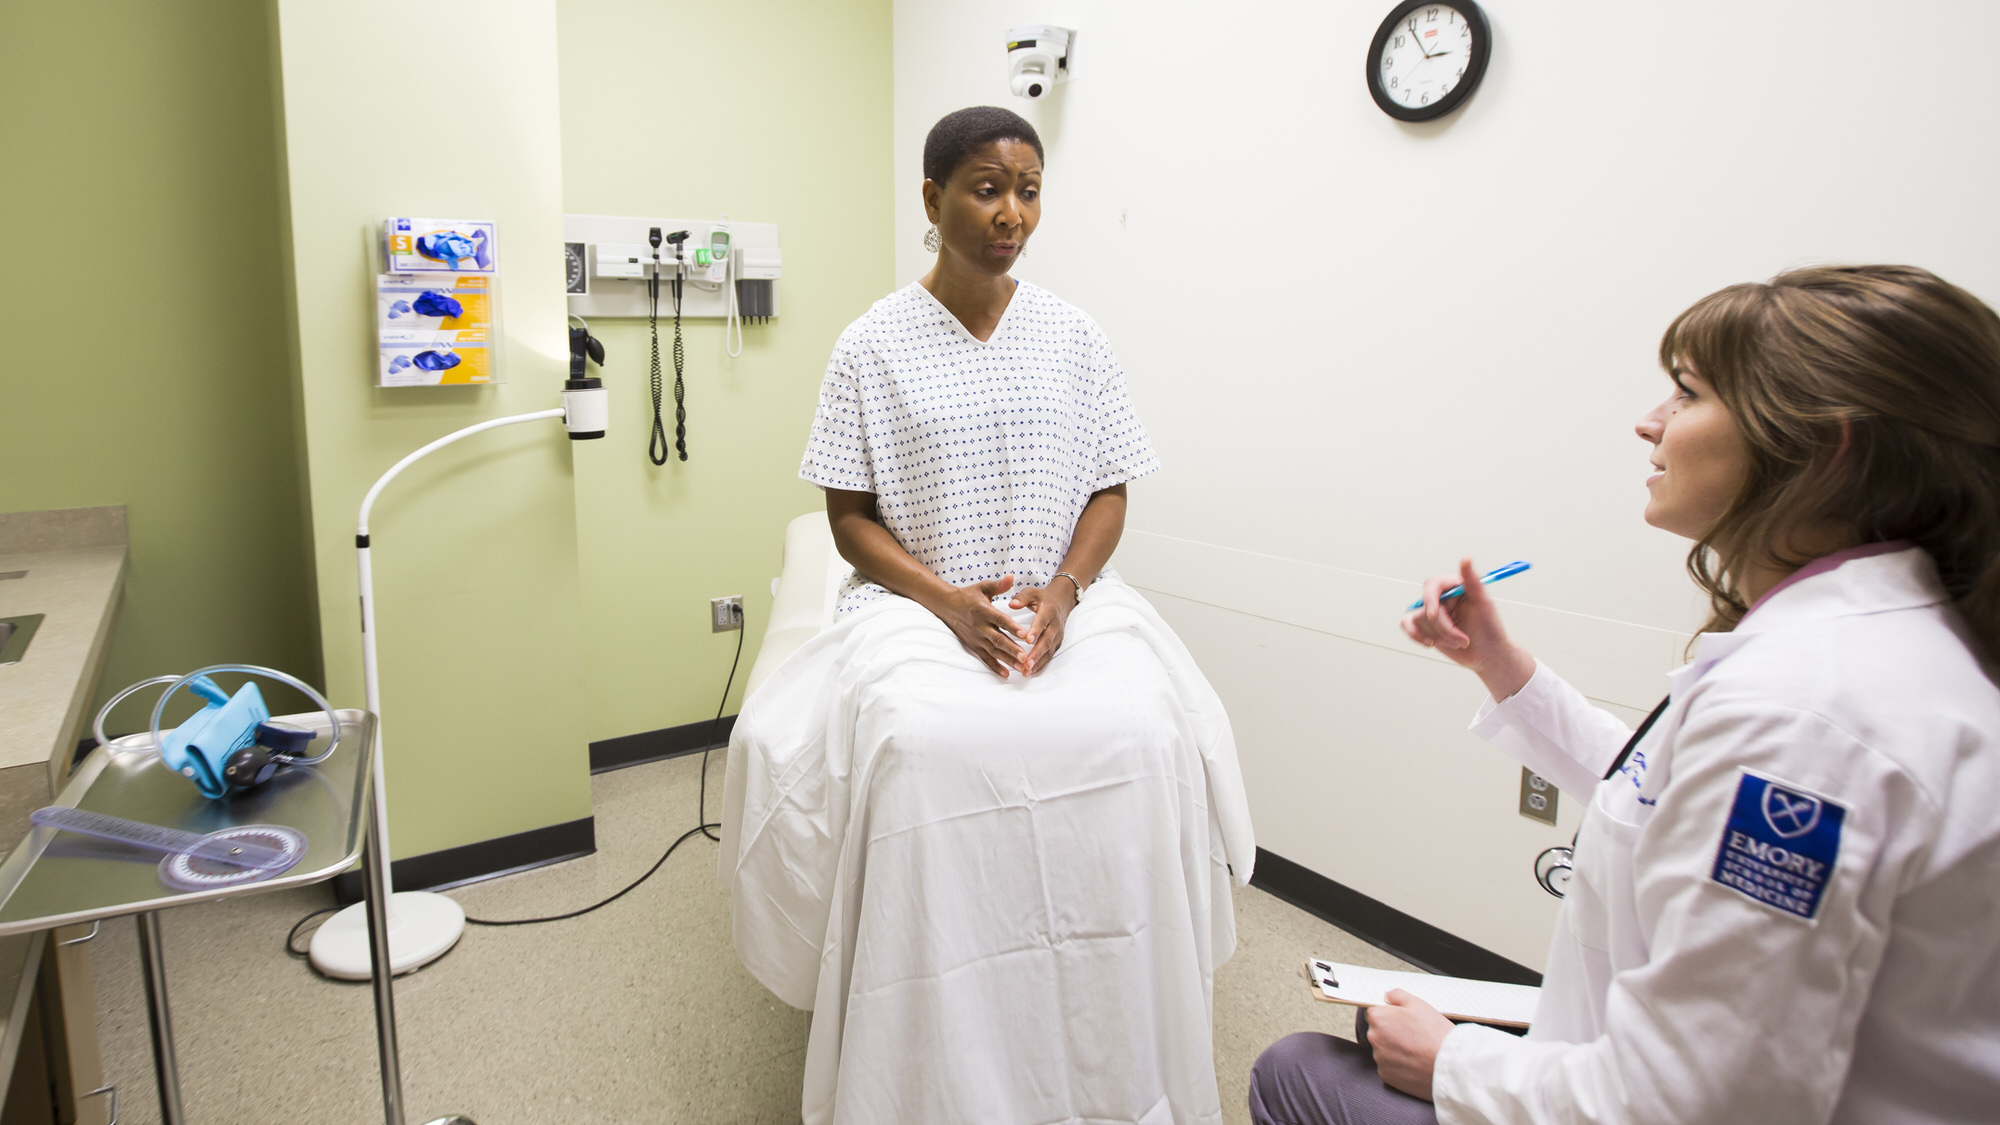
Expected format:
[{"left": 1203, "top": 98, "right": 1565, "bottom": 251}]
[{"left": 562, "top": 214, "right": 779, "bottom": 321}]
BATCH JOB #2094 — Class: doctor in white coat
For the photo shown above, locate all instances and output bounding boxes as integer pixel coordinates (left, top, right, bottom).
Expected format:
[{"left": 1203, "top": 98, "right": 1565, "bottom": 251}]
[{"left": 1250, "top": 264, "right": 2000, "bottom": 1125}]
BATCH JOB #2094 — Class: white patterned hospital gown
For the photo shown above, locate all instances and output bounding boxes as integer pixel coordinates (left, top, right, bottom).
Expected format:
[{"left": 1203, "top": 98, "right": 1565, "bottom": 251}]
[{"left": 800, "top": 280, "right": 1160, "bottom": 609}]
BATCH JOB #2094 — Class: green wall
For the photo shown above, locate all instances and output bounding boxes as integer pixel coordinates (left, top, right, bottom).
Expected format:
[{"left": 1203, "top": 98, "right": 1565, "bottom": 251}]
[
  {"left": 557, "top": 0, "right": 895, "bottom": 742},
  {"left": 0, "top": 0, "right": 322, "bottom": 714},
  {"left": 273, "top": 0, "right": 594, "bottom": 858},
  {"left": 1, "top": 0, "right": 895, "bottom": 861}
]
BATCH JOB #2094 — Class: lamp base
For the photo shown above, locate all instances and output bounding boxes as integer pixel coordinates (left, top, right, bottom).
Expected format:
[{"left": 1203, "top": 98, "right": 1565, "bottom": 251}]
[{"left": 308, "top": 890, "right": 465, "bottom": 980}]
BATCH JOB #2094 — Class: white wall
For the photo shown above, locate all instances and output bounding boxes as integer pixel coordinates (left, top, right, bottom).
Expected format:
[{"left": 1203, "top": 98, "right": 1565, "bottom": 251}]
[{"left": 894, "top": 0, "right": 2000, "bottom": 966}]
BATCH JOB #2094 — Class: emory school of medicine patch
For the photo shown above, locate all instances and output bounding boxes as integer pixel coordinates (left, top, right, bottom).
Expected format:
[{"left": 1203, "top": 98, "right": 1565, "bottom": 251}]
[{"left": 1710, "top": 771, "right": 1846, "bottom": 921}]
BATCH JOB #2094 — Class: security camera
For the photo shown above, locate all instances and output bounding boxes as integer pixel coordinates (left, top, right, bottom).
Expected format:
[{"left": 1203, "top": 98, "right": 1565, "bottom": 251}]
[{"left": 1007, "top": 25, "right": 1074, "bottom": 99}]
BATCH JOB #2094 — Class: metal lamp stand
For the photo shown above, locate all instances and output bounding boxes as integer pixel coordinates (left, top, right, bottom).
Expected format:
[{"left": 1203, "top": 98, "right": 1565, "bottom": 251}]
[{"left": 308, "top": 405, "right": 573, "bottom": 1125}]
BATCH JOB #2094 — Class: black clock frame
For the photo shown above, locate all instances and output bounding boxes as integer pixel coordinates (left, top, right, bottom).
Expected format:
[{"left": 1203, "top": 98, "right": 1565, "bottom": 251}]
[{"left": 1367, "top": 0, "right": 1491, "bottom": 122}]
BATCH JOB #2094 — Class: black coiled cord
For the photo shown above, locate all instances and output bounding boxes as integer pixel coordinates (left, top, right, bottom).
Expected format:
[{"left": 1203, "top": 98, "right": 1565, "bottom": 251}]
[
  {"left": 671, "top": 267, "right": 688, "bottom": 462},
  {"left": 648, "top": 268, "right": 669, "bottom": 466}
]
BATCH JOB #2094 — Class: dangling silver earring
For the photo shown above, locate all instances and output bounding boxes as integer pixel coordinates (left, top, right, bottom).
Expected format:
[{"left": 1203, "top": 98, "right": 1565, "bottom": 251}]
[{"left": 924, "top": 224, "right": 942, "bottom": 253}]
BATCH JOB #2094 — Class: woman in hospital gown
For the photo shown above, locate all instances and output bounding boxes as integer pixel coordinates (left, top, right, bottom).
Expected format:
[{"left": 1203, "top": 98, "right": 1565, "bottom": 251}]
[{"left": 718, "top": 106, "right": 1256, "bottom": 1125}]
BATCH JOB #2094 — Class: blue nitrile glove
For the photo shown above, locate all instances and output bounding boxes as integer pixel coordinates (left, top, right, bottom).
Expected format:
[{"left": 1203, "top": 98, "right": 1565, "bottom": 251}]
[
  {"left": 416, "top": 231, "right": 478, "bottom": 269},
  {"left": 411, "top": 290, "right": 463, "bottom": 319}
]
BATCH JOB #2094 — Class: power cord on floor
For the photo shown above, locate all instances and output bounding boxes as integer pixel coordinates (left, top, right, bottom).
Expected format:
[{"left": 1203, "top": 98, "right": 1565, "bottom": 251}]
[
  {"left": 287, "top": 906, "right": 340, "bottom": 957},
  {"left": 284, "top": 602, "right": 749, "bottom": 953},
  {"left": 465, "top": 824, "right": 714, "bottom": 926},
  {"left": 698, "top": 603, "right": 746, "bottom": 841},
  {"left": 470, "top": 603, "right": 741, "bottom": 924}
]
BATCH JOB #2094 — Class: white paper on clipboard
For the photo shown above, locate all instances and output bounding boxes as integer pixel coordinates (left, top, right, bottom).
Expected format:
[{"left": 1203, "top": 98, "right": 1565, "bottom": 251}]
[{"left": 1306, "top": 959, "right": 1539, "bottom": 1029}]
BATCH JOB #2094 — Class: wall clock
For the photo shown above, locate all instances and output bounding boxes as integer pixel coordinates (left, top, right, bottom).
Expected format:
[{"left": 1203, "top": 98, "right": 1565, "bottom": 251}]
[{"left": 1368, "top": 1, "right": 1491, "bottom": 121}]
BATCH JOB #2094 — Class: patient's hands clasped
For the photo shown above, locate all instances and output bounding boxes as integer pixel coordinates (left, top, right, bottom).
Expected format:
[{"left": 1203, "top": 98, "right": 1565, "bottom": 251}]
[
  {"left": 1009, "top": 579, "right": 1077, "bottom": 677},
  {"left": 932, "top": 574, "right": 1077, "bottom": 679},
  {"left": 935, "top": 575, "right": 1034, "bottom": 679}
]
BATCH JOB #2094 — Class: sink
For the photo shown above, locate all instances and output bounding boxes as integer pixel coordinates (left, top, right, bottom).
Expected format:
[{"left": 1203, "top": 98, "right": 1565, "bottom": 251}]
[{"left": 0, "top": 615, "right": 43, "bottom": 666}]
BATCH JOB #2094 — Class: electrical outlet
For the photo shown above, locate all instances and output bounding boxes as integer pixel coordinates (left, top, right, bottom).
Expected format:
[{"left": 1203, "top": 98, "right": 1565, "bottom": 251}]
[
  {"left": 710, "top": 595, "right": 743, "bottom": 633},
  {"left": 1519, "top": 767, "right": 1559, "bottom": 826}
]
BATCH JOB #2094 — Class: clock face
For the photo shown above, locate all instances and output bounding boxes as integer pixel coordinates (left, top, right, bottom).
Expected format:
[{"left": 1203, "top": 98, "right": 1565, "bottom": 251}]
[{"left": 1368, "top": 1, "right": 1491, "bottom": 121}]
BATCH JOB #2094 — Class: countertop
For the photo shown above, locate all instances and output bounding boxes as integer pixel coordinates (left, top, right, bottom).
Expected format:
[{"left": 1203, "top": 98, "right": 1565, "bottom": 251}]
[
  {"left": 0, "top": 507, "right": 128, "bottom": 775},
  {"left": 0, "top": 506, "right": 125, "bottom": 1114}
]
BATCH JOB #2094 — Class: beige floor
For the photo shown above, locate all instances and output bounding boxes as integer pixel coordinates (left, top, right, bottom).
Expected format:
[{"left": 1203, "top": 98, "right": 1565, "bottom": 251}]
[{"left": 89, "top": 752, "right": 1414, "bottom": 1124}]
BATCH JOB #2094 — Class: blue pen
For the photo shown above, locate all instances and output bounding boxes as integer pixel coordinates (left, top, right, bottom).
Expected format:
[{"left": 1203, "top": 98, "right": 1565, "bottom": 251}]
[{"left": 1405, "top": 560, "right": 1532, "bottom": 611}]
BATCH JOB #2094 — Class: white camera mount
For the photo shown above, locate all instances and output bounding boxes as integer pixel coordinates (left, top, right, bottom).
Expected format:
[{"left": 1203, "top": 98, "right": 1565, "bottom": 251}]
[{"left": 1007, "top": 25, "right": 1075, "bottom": 99}]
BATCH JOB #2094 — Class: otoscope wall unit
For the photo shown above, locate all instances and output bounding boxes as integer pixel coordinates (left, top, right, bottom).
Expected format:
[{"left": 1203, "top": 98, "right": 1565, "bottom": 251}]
[{"left": 562, "top": 214, "right": 781, "bottom": 322}]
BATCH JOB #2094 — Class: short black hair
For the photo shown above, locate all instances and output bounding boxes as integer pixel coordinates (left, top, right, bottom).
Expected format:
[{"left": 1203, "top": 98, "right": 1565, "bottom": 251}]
[{"left": 922, "top": 106, "right": 1044, "bottom": 186}]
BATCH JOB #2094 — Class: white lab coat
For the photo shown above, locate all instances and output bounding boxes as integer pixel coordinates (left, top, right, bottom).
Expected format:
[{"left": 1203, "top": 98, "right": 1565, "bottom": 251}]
[{"left": 1433, "top": 547, "right": 2000, "bottom": 1125}]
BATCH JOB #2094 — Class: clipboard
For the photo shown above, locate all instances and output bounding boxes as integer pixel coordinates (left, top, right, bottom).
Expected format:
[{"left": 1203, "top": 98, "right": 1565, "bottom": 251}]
[{"left": 1304, "top": 959, "right": 1538, "bottom": 1030}]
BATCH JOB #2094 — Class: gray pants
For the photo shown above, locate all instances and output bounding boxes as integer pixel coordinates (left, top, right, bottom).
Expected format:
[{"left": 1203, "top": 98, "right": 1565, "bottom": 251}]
[{"left": 1248, "top": 1012, "right": 1440, "bottom": 1125}]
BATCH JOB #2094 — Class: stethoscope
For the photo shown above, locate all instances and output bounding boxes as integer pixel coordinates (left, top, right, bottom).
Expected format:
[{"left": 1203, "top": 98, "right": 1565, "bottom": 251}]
[{"left": 1533, "top": 695, "right": 1671, "bottom": 899}]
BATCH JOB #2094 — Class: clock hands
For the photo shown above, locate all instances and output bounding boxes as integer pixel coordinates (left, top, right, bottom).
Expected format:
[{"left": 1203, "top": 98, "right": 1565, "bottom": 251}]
[
  {"left": 1409, "top": 22, "right": 1436, "bottom": 58},
  {"left": 1403, "top": 23, "right": 1452, "bottom": 63}
]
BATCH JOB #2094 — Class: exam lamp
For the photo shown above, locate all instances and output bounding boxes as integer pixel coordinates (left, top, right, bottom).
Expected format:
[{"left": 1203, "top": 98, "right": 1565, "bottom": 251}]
[{"left": 308, "top": 365, "right": 606, "bottom": 981}]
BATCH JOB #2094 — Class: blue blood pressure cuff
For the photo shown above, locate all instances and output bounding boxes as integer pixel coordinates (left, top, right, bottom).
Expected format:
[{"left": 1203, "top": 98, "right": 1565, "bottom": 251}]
[{"left": 1711, "top": 771, "right": 1845, "bottom": 921}]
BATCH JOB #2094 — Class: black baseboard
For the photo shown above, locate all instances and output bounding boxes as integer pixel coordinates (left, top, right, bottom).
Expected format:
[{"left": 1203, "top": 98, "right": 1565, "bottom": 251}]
[
  {"left": 332, "top": 816, "right": 596, "bottom": 904},
  {"left": 589, "top": 715, "right": 735, "bottom": 773},
  {"left": 1250, "top": 847, "right": 1543, "bottom": 987}
]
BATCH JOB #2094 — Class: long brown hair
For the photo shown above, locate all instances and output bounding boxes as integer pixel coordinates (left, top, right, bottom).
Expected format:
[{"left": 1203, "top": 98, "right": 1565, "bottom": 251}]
[{"left": 1659, "top": 265, "right": 2000, "bottom": 655}]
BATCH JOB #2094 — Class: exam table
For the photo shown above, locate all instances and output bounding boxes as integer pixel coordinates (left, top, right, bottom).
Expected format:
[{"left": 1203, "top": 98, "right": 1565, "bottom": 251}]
[
  {"left": 719, "top": 511, "right": 1256, "bottom": 1121},
  {"left": 719, "top": 512, "right": 844, "bottom": 891},
  {"left": 741, "top": 513, "right": 850, "bottom": 700}
]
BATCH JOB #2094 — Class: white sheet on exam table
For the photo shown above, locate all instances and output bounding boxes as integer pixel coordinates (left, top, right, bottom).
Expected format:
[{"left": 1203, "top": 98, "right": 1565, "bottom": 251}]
[{"left": 721, "top": 572, "right": 1253, "bottom": 1124}]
